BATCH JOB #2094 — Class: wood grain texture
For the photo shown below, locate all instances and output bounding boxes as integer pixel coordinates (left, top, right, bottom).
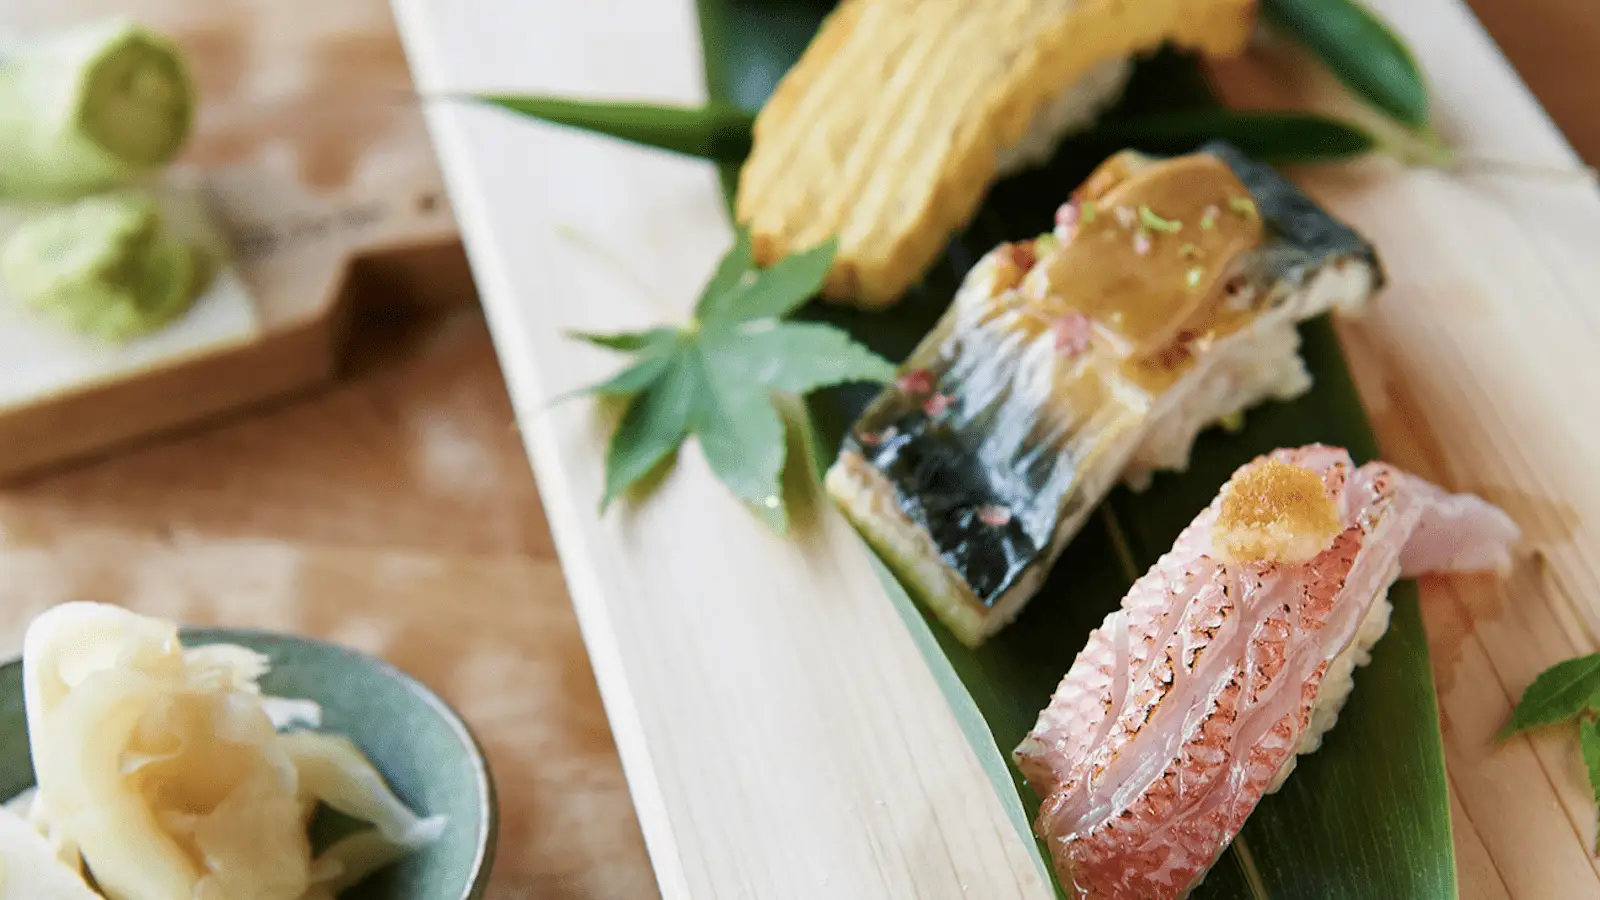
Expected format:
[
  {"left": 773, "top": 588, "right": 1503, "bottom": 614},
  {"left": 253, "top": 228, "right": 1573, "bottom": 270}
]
[
  {"left": 0, "top": 309, "right": 660, "bottom": 900},
  {"left": 1462, "top": 0, "right": 1600, "bottom": 167},
  {"left": 395, "top": 0, "right": 1600, "bottom": 897},
  {"left": 393, "top": 1, "right": 1051, "bottom": 897},
  {"left": 1208, "top": 2, "right": 1600, "bottom": 895},
  {"left": 0, "top": 0, "right": 462, "bottom": 480}
]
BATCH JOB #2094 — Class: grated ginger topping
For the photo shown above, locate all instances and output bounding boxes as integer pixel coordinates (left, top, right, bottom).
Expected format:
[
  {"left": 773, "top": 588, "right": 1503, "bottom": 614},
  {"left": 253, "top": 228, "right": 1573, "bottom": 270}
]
[{"left": 1213, "top": 459, "right": 1341, "bottom": 565}]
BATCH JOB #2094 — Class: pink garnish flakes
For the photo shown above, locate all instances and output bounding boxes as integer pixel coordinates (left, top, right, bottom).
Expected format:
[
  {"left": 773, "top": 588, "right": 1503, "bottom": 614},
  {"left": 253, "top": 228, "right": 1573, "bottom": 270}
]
[
  {"left": 1132, "top": 230, "right": 1152, "bottom": 255},
  {"left": 860, "top": 425, "right": 900, "bottom": 448},
  {"left": 1009, "top": 241, "right": 1037, "bottom": 271},
  {"left": 923, "top": 393, "right": 954, "bottom": 417},
  {"left": 1114, "top": 205, "right": 1136, "bottom": 229},
  {"left": 1053, "top": 312, "right": 1094, "bottom": 357},
  {"left": 978, "top": 504, "right": 1013, "bottom": 527},
  {"left": 1055, "top": 202, "right": 1080, "bottom": 229},
  {"left": 1223, "top": 276, "right": 1256, "bottom": 311},
  {"left": 897, "top": 368, "right": 934, "bottom": 395}
]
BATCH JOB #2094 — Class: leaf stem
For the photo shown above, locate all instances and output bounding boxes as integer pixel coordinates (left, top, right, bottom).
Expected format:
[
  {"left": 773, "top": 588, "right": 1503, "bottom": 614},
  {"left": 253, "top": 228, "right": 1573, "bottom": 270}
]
[
  {"left": 1232, "top": 835, "right": 1271, "bottom": 900},
  {"left": 1377, "top": 125, "right": 1598, "bottom": 182},
  {"left": 1099, "top": 504, "right": 1143, "bottom": 585},
  {"left": 1438, "top": 156, "right": 1599, "bottom": 182}
]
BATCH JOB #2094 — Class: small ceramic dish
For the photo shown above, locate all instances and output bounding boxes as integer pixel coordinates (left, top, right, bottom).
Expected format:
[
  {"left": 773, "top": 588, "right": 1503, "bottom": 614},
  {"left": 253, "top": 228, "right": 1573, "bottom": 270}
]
[{"left": 0, "top": 626, "right": 497, "bottom": 900}]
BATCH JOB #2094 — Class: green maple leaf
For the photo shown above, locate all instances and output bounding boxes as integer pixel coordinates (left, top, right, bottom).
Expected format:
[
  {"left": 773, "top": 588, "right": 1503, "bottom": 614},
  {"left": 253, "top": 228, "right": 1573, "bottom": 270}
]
[
  {"left": 1498, "top": 653, "right": 1600, "bottom": 740},
  {"left": 1500, "top": 652, "right": 1600, "bottom": 856},
  {"left": 570, "top": 230, "right": 895, "bottom": 531},
  {"left": 1582, "top": 717, "right": 1600, "bottom": 854}
]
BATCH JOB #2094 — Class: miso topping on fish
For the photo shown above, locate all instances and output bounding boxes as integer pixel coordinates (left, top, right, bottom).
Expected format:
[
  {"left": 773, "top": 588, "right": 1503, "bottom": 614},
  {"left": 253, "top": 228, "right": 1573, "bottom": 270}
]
[
  {"left": 826, "top": 143, "right": 1382, "bottom": 646},
  {"left": 1014, "top": 445, "right": 1519, "bottom": 899}
]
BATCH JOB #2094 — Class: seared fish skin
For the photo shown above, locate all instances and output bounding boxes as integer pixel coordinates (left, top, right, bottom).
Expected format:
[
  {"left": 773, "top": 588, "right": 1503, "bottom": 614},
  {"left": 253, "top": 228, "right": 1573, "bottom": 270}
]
[
  {"left": 1014, "top": 445, "right": 1519, "bottom": 899},
  {"left": 827, "top": 143, "right": 1381, "bottom": 647},
  {"left": 736, "top": 0, "right": 1256, "bottom": 307}
]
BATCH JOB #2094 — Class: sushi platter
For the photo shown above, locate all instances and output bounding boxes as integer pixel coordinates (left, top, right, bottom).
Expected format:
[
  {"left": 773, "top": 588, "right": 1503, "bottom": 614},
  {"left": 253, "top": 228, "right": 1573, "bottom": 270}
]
[{"left": 394, "top": 0, "right": 1600, "bottom": 897}]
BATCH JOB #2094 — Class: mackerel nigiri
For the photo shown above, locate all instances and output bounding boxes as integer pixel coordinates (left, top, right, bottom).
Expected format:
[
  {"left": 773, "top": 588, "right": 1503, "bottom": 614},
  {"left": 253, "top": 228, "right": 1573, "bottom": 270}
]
[
  {"left": 1014, "top": 445, "right": 1518, "bottom": 900},
  {"left": 827, "top": 143, "right": 1381, "bottom": 646}
]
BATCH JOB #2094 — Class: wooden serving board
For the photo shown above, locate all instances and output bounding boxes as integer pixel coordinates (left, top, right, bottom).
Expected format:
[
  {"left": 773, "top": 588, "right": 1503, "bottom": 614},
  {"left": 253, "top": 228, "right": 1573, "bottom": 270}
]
[
  {"left": 394, "top": 0, "right": 1600, "bottom": 897},
  {"left": 0, "top": 0, "right": 466, "bottom": 480}
]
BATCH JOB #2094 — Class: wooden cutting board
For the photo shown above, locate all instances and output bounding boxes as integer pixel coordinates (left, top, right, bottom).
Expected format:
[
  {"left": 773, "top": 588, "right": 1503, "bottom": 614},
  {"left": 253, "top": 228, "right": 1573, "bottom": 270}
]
[
  {"left": 0, "top": 0, "right": 466, "bottom": 479},
  {"left": 396, "top": 0, "right": 1600, "bottom": 897}
]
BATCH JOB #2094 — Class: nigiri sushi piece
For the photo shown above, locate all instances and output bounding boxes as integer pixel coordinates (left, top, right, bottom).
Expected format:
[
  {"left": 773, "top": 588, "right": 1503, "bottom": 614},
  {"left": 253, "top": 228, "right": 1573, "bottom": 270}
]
[
  {"left": 1014, "top": 445, "right": 1519, "bottom": 899},
  {"left": 827, "top": 143, "right": 1381, "bottom": 646},
  {"left": 736, "top": 0, "right": 1257, "bottom": 307}
]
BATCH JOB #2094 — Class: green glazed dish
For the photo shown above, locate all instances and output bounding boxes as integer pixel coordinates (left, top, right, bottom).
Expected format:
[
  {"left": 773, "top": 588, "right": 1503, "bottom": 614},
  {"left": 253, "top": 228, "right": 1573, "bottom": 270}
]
[{"left": 0, "top": 626, "right": 497, "bottom": 900}]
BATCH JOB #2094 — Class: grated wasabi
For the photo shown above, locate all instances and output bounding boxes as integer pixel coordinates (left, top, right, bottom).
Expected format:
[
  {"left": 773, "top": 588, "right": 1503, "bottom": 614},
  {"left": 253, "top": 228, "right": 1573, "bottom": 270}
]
[
  {"left": 0, "top": 18, "right": 194, "bottom": 201},
  {"left": 1, "top": 192, "right": 211, "bottom": 341}
]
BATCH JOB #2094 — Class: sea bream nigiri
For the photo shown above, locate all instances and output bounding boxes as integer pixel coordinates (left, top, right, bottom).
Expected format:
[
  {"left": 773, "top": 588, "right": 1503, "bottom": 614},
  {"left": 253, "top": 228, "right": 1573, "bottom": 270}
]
[
  {"left": 827, "top": 142, "right": 1382, "bottom": 646},
  {"left": 1014, "top": 445, "right": 1519, "bottom": 899}
]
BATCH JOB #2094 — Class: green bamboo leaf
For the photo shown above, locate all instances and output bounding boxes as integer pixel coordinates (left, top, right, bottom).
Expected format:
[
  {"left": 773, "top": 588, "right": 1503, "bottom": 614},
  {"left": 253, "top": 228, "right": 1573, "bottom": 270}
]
[
  {"left": 473, "top": 94, "right": 754, "bottom": 162},
  {"left": 601, "top": 353, "right": 696, "bottom": 510},
  {"left": 1263, "top": 0, "right": 1431, "bottom": 128},
  {"left": 1498, "top": 653, "right": 1600, "bottom": 739},
  {"left": 1087, "top": 110, "right": 1376, "bottom": 164},
  {"left": 1583, "top": 717, "right": 1600, "bottom": 854}
]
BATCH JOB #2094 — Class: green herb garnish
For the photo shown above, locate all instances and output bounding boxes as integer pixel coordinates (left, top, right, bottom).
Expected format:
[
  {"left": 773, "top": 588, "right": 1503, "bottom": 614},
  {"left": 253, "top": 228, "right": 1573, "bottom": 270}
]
[
  {"left": 1178, "top": 243, "right": 1200, "bottom": 260},
  {"left": 1262, "top": 0, "right": 1430, "bottom": 129},
  {"left": 1500, "top": 654, "right": 1600, "bottom": 739},
  {"left": 1080, "top": 201, "right": 1097, "bottom": 224},
  {"left": 1184, "top": 266, "right": 1203, "bottom": 288},
  {"left": 1500, "top": 652, "right": 1600, "bottom": 851},
  {"left": 571, "top": 229, "right": 895, "bottom": 530},
  {"left": 1228, "top": 195, "right": 1258, "bottom": 219},
  {"left": 1138, "top": 205, "right": 1183, "bottom": 234}
]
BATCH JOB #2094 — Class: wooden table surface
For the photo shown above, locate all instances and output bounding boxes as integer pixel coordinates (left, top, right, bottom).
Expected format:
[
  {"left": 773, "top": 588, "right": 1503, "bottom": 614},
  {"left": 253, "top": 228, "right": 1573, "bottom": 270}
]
[{"left": 1, "top": 1, "right": 1597, "bottom": 899}]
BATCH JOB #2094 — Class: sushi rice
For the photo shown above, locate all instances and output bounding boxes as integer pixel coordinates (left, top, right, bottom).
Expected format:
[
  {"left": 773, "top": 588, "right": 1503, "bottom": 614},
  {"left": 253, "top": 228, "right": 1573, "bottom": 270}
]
[{"left": 995, "top": 57, "right": 1134, "bottom": 177}]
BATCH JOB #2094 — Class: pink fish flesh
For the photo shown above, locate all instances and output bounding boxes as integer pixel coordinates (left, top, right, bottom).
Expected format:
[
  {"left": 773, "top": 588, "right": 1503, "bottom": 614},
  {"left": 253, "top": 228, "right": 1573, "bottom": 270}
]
[{"left": 1013, "top": 444, "right": 1518, "bottom": 899}]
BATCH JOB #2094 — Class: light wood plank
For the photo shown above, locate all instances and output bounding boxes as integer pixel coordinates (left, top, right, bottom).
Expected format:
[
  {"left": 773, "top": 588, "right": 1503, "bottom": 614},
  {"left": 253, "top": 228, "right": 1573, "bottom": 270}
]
[{"left": 391, "top": 1, "right": 1050, "bottom": 897}]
